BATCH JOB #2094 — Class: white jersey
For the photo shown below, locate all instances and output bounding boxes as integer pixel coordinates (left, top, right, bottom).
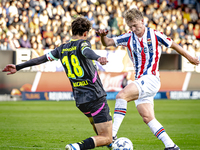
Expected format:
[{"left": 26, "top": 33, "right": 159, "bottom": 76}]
[{"left": 113, "top": 27, "right": 173, "bottom": 79}]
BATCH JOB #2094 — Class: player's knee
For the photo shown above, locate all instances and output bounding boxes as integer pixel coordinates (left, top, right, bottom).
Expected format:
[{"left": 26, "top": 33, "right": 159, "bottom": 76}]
[
  {"left": 99, "top": 134, "right": 112, "bottom": 145},
  {"left": 105, "top": 135, "right": 113, "bottom": 145},
  {"left": 116, "top": 92, "right": 124, "bottom": 99},
  {"left": 142, "top": 116, "right": 150, "bottom": 124}
]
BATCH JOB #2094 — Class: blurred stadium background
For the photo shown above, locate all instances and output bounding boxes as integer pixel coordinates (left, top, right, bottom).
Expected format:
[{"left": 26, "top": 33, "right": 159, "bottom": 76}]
[
  {"left": 0, "top": 1, "right": 200, "bottom": 150},
  {"left": 0, "top": 0, "right": 200, "bottom": 100}
]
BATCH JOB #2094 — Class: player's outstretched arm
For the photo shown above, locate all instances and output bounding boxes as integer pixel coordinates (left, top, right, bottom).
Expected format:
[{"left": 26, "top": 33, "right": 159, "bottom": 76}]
[
  {"left": 2, "top": 55, "right": 48, "bottom": 75},
  {"left": 2, "top": 64, "right": 17, "bottom": 75},
  {"left": 96, "top": 29, "right": 115, "bottom": 47},
  {"left": 171, "top": 41, "right": 200, "bottom": 65}
]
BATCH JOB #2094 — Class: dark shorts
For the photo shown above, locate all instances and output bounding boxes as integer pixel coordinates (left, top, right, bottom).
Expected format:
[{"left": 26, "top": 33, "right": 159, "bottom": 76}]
[{"left": 77, "top": 96, "right": 112, "bottom": 124}]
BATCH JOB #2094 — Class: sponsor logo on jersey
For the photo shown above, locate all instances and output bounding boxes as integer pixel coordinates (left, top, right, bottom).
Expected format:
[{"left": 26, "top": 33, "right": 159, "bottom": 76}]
[
  {"left": 62, "top": 46, "right": 77, "bottom": 53},
  {"left": 73, "top": 80, "right": 89, "bottom": 87}
]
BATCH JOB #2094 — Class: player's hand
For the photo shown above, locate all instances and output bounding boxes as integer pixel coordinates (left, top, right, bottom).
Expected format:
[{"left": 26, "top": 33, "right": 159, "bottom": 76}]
[
  {"left": 97, "top": 57, "right": 108, "bottom": 65},
  {"left": 2, "top": 64, "right": 17, "bottom": 75},
  {"left": 96, "top": 29, "right": 109, "bottom": 37},
  {"left": 189, "top": 56, "right": 200, "bottom": 65}
]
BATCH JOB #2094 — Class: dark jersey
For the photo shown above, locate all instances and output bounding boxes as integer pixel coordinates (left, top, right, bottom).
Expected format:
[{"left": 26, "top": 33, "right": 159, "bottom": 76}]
[{"left": 46, "top": 39, "right": 107, "bottom": 105}]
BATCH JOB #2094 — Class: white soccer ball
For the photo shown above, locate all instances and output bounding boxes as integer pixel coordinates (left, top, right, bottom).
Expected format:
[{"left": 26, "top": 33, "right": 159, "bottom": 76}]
[{"left": 112, "top": 137, "right": 133, "bottom": 150}]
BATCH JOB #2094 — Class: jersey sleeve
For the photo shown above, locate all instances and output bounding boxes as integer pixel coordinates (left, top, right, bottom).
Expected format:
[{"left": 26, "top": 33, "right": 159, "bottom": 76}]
[
  {"left": 154, "top": 30, "right": 173, "bottom": 48},
  {"left": 46, "top": 46, "right": 61, "bottom": 61},
  {"left": 80, "top": 40, "right": 91, "bottom": 51},
  {"left": 80, "top": 40, "right": 100, "bottom": 60},
  {"left": 113, "top": 32, "right": 132, "bottom": 47}
]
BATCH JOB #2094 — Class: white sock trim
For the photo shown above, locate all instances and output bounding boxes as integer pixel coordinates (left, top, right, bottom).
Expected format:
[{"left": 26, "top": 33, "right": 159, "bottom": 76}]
[
  {"left": 113, "top": 99, "right": 127, "bottom": 137},
  {"left": 91, "top": 137, "right": 96, "bottom": 147}
]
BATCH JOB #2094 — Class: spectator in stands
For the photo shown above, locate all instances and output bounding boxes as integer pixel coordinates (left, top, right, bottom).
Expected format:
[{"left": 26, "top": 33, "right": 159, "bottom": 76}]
[
  {"left": 0, "top": 33, "right": 7, "bottom": 43},
  {"left": 85, "top": 11, "right": 96, "bottom": 28},
  {"left": 34, "top": 28, "right": 41, "bottom": 36},
  {"left": 46, "top": 2, "right": 54, "bottom": 19},
  {"left": 44, "top": 37, "right": 53, "bottom": 49},
  {"left": 193, "top": 24, "right": 200, "bottom": 40},
  {"left": 186, "top": 23, "right": 196, "bottom": 41},
  {"left": 19, "top": 34, "right": 31, "bottom": 48},
  {"left": 20, "top": 10, "right": 29, "bottom": 27},
  {"left": 29, "top": 15, "right": 40, "bottom": 31},
  {"left": 13, "top": 33, "right": 21, "bottom": 49},
  {"left": 8, "top": 1, "right": 18, "bottom": 18},
  {"left": 0, "top": 40, "right": 10, "bottom": 50},
  {"left": 183, "top": 7, "right": 191, "bottom": 22},
  {"left": 62, "top": 11, "right": 72, "bottom": 26},
  {"left": 63, "top": 0, "right": 70, "bottom": 12},
  {"left": 182, "top": 18, "right": 189, "bottom": 32},
  {"left": 43, "top": 25, "right": 53, "bottom": 39},
  {"left": 16, "top": 1, "right": 23, "bottom": 16},
  {"left": 31, "top": 42, "right": 44, "bottom": 59},
  {"left": 190, "top": 8, "right": 198, "bottom": 23},
  {"left": 24, "top": 2, "right": 32, "bottom": 15},
  {"left": 39, "top": 10, "right": 49, "bottom": 26},
  {"left": 4, "top": 2, "right": 10, "bottom": 16},
  {"left": 56, "top": 4, "right": 65, "bottom": 16},
  {"left": 176, "top": 15, "right": 183, "bottom": 27},
  {"left": 38, "top": 21, "right": 45, "bottom": 34},
  {"left": 27, "top": 9, "right": 34, "bottom": 24},
  {"left": 30, "top": 36, "right": 37, "bottom": 45},
  {"left": 7, "top": 35, "right": 16, "bottom": 50},
  {"left": 36, "top": 34, "right": 45, "bottom": 46},
  {"left": 11, "top": 16, "right": 20, "bottom": 27},
  {"left": 177, "top": 24, "right": 186, "bottom": 39},
  {"left": 38, "top": 0, "right": 46, "bottom": 11},
  {"left": 0, "top": 0, "right": 199, "bottom": 54}
]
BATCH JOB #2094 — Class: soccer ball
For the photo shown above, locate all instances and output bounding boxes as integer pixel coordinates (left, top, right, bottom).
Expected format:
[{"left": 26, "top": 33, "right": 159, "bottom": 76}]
[{"left": 112, "top": 137, "right": 133, "bottom": 150}]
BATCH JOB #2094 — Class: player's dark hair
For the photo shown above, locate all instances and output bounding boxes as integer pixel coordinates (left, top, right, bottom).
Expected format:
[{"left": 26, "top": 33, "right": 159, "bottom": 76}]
[{"left": 72, "top": 17, "right": 91, "bottom": 36}]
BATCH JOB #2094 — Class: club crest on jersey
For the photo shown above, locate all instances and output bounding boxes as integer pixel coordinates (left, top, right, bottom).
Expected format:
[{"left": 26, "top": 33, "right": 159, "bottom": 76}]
[
  {"left": 47, "top": 53, "right": 54, "bottom": 61},
  {"left": 147, "top": 38, "right": 151, "bottom": 44},
  {"left": 81, "top": 42, "right": 88, "bottom": 47}
]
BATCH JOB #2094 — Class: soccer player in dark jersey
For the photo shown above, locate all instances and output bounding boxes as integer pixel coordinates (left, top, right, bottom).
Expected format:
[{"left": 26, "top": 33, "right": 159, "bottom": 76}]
[{"left": 2, "top": 17, "right": 113, "bottom": 150}]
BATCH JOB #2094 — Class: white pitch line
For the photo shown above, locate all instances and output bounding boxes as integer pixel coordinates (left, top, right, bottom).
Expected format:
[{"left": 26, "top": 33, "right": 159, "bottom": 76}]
[
  {"left": 8, "top": 146, "right": 62, "bottom": 149},
  {"left": 31, "top": 71, "right": 42, "bottom": 92},
  {"left": 182, "top": 72, "right": 191, "bottom": 91}
]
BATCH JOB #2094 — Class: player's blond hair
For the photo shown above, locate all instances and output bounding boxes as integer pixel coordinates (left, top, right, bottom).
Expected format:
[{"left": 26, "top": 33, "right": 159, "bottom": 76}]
[{"left": 124, "top": 8, "right": 143, "bottom": 23}]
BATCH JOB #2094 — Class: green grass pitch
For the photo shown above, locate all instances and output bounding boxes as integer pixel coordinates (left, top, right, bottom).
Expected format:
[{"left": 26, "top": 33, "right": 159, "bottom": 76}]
[{"left": 0, "top": 100, "right": 200, "bottom": 150}]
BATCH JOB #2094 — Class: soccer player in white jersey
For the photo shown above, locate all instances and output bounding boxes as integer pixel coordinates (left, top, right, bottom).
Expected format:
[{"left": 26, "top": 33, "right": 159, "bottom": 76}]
[{"left": 96, "top": 8, "right": 200, "bottom": 150}]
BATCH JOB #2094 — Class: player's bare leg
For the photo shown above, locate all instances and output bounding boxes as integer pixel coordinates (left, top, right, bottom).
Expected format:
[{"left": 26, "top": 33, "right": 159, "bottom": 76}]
[
  {"left": 136, "top": 103, "right": 155, "bottom": 124},
  {"left": 112, "top": 82, "right": 139, "bottom": 137},
  {"left": 65, "top": 121, "right": 112, "bottom": 150},
  {"left": 137, "top": 103, "right": 179, "bottom": 149},
  {"left": 93, "top": 120, "right": 112, "bottom": 147},
  {"left": 88, "top": 117, "right": 98, "bottom": 135},
  {"left": 112, "top": 80, "right": 180, "bottom": 150}
]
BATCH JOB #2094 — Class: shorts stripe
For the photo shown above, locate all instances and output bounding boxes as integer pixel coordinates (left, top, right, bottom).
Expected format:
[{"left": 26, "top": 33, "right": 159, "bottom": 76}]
[
  {"left": 91, "top": 102, "right": 105, "bottom": 116},
  {"left": 92, "top": 71, "right": 97, "bottom": 83},
  {"left": 84, "top": 111, "right": 90, "bottom": 114}
]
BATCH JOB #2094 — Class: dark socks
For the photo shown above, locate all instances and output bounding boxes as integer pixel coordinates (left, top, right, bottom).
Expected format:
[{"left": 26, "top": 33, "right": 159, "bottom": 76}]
[{"left": 78, "top": 137, "right": 95, "bottom": 150}]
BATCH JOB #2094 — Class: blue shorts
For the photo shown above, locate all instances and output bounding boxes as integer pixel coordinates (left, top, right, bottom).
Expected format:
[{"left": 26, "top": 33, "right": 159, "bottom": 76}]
[{"left": 77, "top": 96, "right": 112, "bottom": 124}]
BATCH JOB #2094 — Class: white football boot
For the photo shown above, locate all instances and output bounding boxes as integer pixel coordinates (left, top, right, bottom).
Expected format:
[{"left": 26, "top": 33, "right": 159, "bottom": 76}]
[{"left": 65, "top": 143, "right": 80, "bottom": 150}]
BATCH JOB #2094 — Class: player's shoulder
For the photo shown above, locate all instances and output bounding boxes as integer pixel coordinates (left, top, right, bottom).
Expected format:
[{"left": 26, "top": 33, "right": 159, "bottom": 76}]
[
  {"left": 151, "top": 28, "right": 164, "bottom": 35},
  {"left": 80, "top": 39, "right": 91, "bottom": 47}
]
